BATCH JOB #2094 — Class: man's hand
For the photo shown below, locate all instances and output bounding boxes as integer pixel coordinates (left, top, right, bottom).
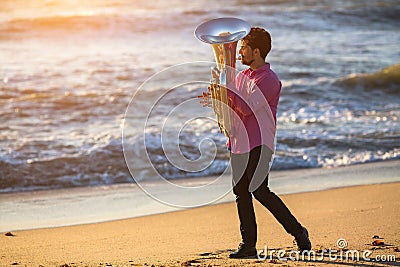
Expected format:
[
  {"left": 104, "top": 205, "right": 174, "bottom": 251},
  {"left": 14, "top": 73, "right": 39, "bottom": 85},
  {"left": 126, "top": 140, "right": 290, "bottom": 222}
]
[
  {"left": 211, "top": 67, "right": 220, "bottom": 81},
  {"left": 197, "top": 89, "right": 212, "bottom": 107}
]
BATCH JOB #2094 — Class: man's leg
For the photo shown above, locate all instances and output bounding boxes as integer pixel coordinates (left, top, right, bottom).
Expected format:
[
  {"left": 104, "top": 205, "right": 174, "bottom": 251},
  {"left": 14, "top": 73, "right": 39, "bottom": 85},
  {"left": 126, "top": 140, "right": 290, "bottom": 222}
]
[
  {"left": 233, "top": 176, "right": 257, "bottom": 247},
  {"left": 253, "top": 178, "right": 311, "bottom": 250},
  {"left": 230, "top": 152, "right": 258, "bottom": 258},
  {"left": 249, "top": 146, "right": 311, "bottom": 251},
  {"left": 253, "top": 178, "right": 303, "bottom": 236}
]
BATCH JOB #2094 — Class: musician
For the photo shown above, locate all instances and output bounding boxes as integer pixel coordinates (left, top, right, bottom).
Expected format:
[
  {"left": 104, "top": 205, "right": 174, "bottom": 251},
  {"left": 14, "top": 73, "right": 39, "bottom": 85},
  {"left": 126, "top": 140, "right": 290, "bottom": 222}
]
[{"left": 227, "top": 27, "right": 311, "bottom": 258}]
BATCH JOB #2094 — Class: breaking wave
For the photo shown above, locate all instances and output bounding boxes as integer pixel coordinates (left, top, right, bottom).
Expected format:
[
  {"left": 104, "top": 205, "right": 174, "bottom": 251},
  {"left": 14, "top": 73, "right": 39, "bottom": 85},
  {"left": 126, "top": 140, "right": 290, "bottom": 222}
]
[{"left": 336, "top": 64, "right": 400, "bottom": 94}]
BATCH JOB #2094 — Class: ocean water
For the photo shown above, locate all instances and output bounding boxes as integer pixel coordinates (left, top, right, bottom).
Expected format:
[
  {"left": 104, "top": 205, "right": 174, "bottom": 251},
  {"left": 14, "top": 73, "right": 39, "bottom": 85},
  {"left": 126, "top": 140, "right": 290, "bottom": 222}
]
[{"left": 1, "top": 0, "right": 399, "bottom": 193}]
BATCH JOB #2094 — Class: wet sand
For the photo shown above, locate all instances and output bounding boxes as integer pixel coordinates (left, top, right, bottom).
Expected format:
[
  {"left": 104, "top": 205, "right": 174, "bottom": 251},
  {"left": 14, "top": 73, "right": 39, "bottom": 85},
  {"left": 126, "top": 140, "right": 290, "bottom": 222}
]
[{"left": 1, "top": 181, "right": 399, "bottom": 266}]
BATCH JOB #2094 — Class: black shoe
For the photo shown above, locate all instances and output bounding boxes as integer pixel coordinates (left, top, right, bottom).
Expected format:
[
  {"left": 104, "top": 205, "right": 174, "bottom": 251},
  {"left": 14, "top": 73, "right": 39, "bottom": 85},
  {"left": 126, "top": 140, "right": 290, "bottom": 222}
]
[
  {"left": 229, "top": 243, "right": 257, "bottom": 259},
  {"left": 294, "top": 227, "right": 311, "bottom": 251}
]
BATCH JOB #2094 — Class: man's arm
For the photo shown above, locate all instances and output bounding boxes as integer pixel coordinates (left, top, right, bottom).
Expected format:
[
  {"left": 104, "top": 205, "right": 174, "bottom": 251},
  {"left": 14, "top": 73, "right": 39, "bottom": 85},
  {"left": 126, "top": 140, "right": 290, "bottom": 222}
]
[{"left": 230, "top": 86, "right": 269, "bottom": 117}]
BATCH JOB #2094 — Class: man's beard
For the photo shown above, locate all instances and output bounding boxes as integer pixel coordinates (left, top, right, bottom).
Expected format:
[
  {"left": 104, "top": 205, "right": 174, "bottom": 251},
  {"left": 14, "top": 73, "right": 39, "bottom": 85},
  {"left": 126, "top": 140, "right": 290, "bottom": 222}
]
[{"left": 241, "top": 57, "right": 254, "bottom": 66}]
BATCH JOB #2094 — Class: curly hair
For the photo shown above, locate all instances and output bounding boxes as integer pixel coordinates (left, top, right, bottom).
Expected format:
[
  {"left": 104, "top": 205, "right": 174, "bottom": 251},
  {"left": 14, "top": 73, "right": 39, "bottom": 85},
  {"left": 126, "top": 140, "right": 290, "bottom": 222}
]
[{"left": 242, "top": 27, "right": 272, "bottom": 60}]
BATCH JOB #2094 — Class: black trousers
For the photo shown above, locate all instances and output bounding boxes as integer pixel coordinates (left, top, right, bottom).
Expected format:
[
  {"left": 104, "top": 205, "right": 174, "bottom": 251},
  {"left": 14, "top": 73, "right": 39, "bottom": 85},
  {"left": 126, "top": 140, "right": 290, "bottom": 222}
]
[{"left": 231, "top": 145, "right": 303, "bottom": 247}]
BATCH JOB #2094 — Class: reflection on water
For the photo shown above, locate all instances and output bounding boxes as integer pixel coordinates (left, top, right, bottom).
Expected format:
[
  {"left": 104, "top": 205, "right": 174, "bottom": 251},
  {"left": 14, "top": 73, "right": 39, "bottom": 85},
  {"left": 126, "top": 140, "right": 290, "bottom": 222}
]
[{"left": 1, "top": 0, "right": 399, "bottom": 192}]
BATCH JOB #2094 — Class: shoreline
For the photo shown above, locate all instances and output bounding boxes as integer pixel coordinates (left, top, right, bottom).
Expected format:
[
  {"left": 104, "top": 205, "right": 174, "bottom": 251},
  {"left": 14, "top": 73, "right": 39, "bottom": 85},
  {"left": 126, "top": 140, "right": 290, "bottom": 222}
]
[
  {"left": 1, "top": 159, "right": 399, "bottom": 233},
  {"left": 2, "top": 158, "right": 400, "bottom": 196}
]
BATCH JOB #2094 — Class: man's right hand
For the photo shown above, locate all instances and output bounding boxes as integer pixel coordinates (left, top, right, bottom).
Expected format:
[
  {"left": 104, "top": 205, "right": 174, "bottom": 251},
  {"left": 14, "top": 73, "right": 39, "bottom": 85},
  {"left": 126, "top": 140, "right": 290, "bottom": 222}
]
[{"left": 197, "top": 90, "right": 212, "bottom": 107}]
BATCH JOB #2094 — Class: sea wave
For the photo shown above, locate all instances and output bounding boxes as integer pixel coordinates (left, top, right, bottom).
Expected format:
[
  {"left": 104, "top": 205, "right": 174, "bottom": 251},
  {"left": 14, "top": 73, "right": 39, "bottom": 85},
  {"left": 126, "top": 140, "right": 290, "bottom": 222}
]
[
  {"left": 336, "top": 63, "right": 400, "bottom": 94},
  {"left": 0, "top": 13, "right": 183, "bottom": 40},
  {"left": 327, "top": 3, "right": 400, "bottom": 28},
  {"left": 0, "top": 138, "right": 130, "bottom": 193},
  {"left": 1, "top": 0, "right": 399, "bottom": 194},
  {"left": 2, "top": 0, "right": 399, "bottom": 40},
  {"left": 1, "top": 125, "right": 399, "bottom": 193}
]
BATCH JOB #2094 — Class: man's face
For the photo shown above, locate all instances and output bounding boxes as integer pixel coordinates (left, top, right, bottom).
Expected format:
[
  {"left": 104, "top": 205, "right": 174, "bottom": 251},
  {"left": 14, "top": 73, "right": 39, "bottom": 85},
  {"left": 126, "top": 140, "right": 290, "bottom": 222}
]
[{"left": 239, "top": 41, "right": 255, "bottom": 66}]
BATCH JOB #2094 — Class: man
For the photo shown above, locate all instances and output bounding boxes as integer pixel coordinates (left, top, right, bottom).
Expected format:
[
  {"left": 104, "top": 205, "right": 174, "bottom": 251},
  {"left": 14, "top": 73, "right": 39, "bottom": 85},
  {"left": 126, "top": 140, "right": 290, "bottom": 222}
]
[{"left": 227, "top": 27, "right": 311, "bottom": 258}]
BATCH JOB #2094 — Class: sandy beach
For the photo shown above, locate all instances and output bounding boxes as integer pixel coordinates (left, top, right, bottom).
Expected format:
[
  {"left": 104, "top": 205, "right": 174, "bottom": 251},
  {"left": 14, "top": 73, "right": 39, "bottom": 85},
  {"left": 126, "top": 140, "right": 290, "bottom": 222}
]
[{"left": 1, "top": 167, "right": 399, "bottom": 266}]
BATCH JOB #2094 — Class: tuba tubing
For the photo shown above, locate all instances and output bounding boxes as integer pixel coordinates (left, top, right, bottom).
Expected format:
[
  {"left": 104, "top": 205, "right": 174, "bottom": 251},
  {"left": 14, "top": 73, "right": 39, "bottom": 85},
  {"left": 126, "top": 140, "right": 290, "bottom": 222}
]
[{"left": 195, "top": 18, "right": 251, "bottom": 137}]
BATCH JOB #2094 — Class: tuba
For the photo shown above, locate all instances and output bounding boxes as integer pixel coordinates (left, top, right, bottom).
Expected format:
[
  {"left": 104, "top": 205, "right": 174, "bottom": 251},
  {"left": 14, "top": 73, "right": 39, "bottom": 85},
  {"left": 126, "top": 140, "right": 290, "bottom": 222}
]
[{"left": 195, "top": 17, "right": 251, "bottom": 137}]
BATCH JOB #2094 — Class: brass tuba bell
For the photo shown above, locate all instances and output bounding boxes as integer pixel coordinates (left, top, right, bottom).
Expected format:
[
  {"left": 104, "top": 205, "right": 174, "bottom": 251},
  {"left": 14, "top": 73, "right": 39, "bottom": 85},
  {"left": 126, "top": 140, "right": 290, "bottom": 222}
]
[{"left": 195, "top": 17, "right": 251, "bottom": 137}]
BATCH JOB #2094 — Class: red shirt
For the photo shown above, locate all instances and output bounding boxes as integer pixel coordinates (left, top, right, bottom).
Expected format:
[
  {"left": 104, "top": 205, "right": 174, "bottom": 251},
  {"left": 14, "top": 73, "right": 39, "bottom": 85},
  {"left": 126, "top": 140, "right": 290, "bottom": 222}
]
[{"left": 228, "top": 63, "right": 281, "bottom": 154}]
